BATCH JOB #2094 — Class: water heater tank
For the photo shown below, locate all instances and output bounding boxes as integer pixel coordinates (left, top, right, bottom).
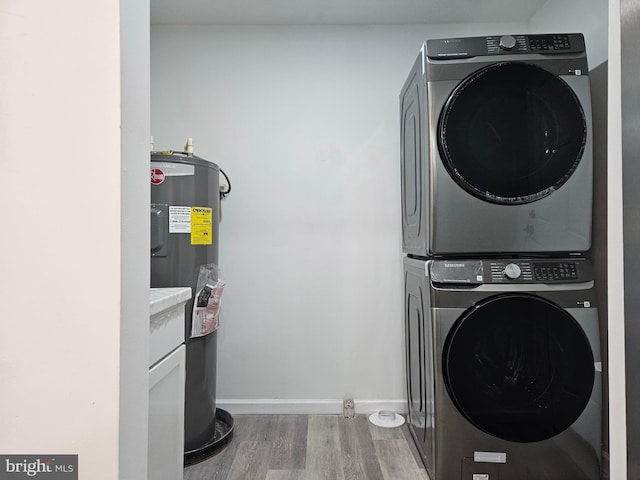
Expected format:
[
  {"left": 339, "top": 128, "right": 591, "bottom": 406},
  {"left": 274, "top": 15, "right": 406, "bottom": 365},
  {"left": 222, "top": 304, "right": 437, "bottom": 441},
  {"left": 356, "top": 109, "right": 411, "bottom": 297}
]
[{"left": 150, "top": 151, "right": 227, "bottom": 463}]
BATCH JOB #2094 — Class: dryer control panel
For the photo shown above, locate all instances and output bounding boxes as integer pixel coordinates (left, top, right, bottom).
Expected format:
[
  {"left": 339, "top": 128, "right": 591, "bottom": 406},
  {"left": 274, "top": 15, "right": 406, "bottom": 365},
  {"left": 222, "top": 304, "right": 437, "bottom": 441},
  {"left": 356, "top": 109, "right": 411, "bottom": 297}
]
[
  {"left": 532, "top": 261, "right": 579, "bottom": 281},
  {"left": 430, "top": 258, "right": 591, "bottom": 285},
  {"left": 426, "top": 33, "right": 586, "bottom": 59}
]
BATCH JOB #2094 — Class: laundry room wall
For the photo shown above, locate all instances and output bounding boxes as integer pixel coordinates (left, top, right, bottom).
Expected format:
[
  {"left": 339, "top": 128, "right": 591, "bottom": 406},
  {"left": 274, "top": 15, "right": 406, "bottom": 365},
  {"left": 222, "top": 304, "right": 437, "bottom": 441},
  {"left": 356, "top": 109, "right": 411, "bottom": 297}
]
[
  {"left": 150, "top": 12, "right": 609, "bottom": 413},
  {"left": 151, "top": 22, "right": 522, "bottom": 413}
]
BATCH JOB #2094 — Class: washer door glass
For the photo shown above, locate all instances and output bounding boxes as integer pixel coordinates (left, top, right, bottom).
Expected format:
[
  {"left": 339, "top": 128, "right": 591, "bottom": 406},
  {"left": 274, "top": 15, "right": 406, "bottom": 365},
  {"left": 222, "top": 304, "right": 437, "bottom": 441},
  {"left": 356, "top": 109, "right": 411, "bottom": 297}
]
[
  {"left": 438, "top": 62, "right": 587, "bottom": 205},
  {"left": 442, "top": 293, "right": 594, "bottom": 443}
]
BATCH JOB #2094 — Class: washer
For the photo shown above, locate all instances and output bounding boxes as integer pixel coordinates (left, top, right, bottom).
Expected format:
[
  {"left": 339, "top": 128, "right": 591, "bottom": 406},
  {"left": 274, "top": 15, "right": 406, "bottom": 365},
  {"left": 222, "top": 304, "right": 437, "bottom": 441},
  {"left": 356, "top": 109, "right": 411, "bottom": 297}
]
[
  {"left": 400, "top": 34, "right": 593, "bottom": 256},
  {"left": 404, "top": 256, "right": 602, "bottom": 480}
]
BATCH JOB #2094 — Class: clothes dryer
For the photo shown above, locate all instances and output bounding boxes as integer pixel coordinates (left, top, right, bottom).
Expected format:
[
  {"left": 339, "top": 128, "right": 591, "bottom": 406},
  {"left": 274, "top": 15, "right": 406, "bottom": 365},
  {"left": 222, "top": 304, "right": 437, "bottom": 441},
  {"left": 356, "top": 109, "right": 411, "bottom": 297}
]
[
  {"left": 404, "top": 256, "right": 602, "bottom": 480},
  {"left": 400, "top": 34, "right": 593, "bottom": 256}
]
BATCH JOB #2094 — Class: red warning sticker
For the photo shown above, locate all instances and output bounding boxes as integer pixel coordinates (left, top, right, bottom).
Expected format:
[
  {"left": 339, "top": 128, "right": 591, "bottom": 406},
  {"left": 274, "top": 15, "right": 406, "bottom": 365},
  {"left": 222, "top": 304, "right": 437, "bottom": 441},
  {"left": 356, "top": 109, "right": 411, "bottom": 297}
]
[{"left": 150, "top": 168, "right": 165, "bottom": 185}]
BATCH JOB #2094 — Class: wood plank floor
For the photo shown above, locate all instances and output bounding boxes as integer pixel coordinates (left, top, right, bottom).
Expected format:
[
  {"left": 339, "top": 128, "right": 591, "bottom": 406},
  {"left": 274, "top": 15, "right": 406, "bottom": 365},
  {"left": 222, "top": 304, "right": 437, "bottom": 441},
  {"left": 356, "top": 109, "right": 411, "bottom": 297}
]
[{"left": 184, "top": 414, "right": 430, "bottom": 480}]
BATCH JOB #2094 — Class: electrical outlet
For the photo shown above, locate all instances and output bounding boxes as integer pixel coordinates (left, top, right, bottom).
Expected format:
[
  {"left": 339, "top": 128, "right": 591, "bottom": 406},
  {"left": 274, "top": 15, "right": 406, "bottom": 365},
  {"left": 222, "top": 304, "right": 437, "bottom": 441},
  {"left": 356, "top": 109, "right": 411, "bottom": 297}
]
[{"left": 343, "top": 395, "right": 355, "bottom": 418}]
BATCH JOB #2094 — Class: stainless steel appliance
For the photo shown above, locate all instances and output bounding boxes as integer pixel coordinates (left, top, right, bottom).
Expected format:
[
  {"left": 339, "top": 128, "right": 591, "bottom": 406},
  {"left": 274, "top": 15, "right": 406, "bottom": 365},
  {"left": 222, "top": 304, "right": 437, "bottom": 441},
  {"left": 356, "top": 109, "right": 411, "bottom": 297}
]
[
  {"left": 404, "top": 256, "right": 602, "bottom": 479},
  {"left": 400, "top": 33, "right": 593, "bottom": 256}
]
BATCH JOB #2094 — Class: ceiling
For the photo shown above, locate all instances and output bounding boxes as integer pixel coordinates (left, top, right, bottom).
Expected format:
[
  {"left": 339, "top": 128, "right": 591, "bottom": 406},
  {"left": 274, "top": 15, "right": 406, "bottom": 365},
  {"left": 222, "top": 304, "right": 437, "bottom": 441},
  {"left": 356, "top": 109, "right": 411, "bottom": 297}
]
[{"left": 150, "top": 0, "right": 548, "bottom": 26}]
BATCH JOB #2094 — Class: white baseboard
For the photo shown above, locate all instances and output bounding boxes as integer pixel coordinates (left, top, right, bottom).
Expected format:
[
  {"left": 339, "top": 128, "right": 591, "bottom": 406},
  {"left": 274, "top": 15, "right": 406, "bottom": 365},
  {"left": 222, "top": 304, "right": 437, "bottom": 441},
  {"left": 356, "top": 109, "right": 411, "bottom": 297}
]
[{"left": 216, "top": 398, "right": 407, "bottom": 415}]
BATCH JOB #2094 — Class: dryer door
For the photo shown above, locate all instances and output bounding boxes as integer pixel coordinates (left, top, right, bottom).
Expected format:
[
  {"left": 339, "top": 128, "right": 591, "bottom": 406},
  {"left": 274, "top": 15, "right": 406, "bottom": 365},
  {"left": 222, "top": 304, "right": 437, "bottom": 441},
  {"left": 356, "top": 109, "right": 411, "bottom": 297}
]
[
  {"left": 442, "top": 293, "right": 594, "bottom": 443},
  {"left": 438, "top": 62, "right": 587, "bottom": 205}
]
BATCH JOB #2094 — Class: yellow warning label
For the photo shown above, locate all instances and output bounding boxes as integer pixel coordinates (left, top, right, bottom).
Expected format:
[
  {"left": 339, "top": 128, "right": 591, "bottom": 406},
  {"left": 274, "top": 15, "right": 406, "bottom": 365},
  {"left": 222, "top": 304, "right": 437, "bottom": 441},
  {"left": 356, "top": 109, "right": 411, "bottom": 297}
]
[{"left": 190, "top": 206, "right": 213, "bottom": 245}]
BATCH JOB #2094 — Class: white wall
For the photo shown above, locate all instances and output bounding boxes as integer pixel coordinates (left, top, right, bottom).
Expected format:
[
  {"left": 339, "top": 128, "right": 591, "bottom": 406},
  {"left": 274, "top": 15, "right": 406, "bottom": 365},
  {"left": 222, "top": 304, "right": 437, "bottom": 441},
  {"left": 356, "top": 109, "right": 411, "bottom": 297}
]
[
  {"left": 0, "top": 1, "right": 123, "bottom": 478},
  {"left": 151, "top": 22, "right": 535, "bottom": 413}
]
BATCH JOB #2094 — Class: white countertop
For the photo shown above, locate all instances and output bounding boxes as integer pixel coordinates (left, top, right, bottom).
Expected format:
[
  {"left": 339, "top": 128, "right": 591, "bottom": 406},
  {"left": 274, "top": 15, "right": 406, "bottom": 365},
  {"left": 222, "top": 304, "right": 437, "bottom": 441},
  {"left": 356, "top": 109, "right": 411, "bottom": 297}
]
[{"left": 150, "top": 287, "right": 192, "bottom": 317}]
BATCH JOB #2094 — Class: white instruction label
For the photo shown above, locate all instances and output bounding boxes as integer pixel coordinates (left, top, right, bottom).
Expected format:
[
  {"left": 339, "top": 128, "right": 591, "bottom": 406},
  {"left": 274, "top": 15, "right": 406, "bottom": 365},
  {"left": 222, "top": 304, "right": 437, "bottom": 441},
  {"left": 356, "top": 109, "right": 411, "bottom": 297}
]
[
  {"left": 473, "top": 475, "right": 489, "bottom": 480},
  {"left": 151, "top": 162, "right": 195, "bottom": 176},
  {"left": 169, "top": 206, "right": 191, "bottom": 233},
  {"left": 474, "top": 451, "right": 506, "bottom": 463}
]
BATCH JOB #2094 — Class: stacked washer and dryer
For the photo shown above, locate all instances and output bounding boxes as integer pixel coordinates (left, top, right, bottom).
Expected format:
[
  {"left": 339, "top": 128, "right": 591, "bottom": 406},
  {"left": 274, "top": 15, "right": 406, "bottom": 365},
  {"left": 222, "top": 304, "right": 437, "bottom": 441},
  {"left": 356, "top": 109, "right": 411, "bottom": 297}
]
[{"left": 400, "top": 34, "right": 602, "bottom": 479}]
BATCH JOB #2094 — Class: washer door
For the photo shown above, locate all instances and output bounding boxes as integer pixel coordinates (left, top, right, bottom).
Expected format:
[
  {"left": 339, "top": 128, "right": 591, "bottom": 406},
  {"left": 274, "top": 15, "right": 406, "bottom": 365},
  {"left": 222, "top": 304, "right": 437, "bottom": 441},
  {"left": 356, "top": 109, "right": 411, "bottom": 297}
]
[
  {"left": 438, "top": 62, "right": 587, "bottom": 205},
  {"left": 442, "top": 293, "right": 594, "bottom": 443}
]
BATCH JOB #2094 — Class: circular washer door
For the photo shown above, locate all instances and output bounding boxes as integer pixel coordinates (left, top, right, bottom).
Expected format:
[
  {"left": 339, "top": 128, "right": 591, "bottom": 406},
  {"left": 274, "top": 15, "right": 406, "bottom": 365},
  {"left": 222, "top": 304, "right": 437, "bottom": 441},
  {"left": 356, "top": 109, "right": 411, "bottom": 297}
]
[
  {"left": 442, "top": 293, "right": 594, "bottom": 443},
  {"left": 438, "top": 62, "right": 587, "bottom": 205}
]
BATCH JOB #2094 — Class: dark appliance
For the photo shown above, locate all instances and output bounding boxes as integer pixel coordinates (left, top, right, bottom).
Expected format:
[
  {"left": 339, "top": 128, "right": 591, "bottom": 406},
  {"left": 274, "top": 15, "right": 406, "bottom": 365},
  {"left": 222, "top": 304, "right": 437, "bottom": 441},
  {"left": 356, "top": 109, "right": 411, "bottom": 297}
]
[{"left": 150, "top": 150, "right": 232, "bottom": 465}]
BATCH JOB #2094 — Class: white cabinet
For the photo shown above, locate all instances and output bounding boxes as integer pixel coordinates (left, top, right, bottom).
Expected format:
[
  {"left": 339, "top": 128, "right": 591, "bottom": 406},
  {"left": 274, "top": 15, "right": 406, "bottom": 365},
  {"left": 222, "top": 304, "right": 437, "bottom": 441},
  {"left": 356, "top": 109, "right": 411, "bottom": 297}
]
[
  {"left": 149, "top": 345, "right": 186, "bottom": 480},
  {"left": 149, "top": 288, "right": 191, "bottom": 480}
]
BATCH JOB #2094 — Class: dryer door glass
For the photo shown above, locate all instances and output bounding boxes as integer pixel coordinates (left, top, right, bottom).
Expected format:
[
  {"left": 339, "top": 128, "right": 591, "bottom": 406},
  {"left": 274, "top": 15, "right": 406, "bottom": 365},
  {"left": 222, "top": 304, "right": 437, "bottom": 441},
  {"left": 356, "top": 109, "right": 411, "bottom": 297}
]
[
  {"left": 438, "top": 62, "right": 587, "bottom": 205},
  {"left": 442, "top": 293, "right": 594, "bottom": 443}
]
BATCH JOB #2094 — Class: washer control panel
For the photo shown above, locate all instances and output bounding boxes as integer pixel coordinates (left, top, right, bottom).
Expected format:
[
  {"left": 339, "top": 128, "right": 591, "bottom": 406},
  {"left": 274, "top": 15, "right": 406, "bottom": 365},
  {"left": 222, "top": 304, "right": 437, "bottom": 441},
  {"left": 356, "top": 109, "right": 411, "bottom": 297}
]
[
  {"left": 490, "top": 261, "right": 534, "bottom": 282},
  {"left": 426, "top": 33, "right": 585, "bottom": 59},
  {"left": 430, "top": 258, "right": 590, "bottom": 285}
]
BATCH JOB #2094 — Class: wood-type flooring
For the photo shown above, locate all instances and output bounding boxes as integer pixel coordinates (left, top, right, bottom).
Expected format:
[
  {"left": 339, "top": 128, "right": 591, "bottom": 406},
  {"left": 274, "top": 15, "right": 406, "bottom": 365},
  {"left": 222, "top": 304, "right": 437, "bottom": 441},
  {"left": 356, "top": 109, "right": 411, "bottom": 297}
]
[{"left": 183, "top": 414, "right": 430, "bottom": 480}]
